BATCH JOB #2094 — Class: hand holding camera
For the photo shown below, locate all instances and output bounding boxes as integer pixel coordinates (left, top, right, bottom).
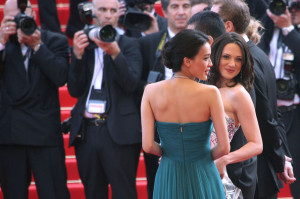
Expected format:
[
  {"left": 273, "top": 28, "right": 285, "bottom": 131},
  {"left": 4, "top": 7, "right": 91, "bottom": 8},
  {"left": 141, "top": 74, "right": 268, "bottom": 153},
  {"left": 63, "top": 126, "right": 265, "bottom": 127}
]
[
  {"left": 73, "top": 30, "right": 90, "bottom": 60},
  {"left": 91, "top": 38, "right": 121, "bottom": 60},
  {"left": 267, "top": 6, "right": 292, "bottom": 28},
  {"left": 17, "top": 28, "right": 42, "bottom": 50},
  {"left": 142, "top": 11, "right": 159, "bottom": 35},
  {"left": 73, "top": 2, "right": 121, "bottom": 60},
  {"left": 0, "top": 16, "right": 17, "bottom": 45}
]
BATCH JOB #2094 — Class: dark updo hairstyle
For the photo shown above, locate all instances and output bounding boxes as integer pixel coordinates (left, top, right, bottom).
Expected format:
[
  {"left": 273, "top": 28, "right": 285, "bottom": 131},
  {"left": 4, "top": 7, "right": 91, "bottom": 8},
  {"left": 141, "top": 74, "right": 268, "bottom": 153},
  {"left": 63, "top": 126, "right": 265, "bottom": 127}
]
[
  {"left": 162, "top": 29, "right": 210, "bottom": 73},
  {"left": 208, "top": 32, "right": 254, "bottom": 92}
]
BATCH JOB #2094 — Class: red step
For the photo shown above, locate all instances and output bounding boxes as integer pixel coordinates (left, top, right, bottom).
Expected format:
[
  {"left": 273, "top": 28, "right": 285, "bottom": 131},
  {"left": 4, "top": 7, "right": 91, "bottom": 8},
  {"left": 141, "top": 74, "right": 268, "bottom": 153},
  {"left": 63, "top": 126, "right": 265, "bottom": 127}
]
[
  {"left": 63, "top": 155, "right": 146, "bottom": 181},
  {"left": 59, "top": 86, "right": 77, "bottom": 108},
  {"left": 61, "top": 109, "right": 71, "bottom": 122},
  {"left": 29, "top": 0, "right": 70, "bottom": 4},
  {"left": 0, "top": 181, "right": 148, "bottom": 199}
]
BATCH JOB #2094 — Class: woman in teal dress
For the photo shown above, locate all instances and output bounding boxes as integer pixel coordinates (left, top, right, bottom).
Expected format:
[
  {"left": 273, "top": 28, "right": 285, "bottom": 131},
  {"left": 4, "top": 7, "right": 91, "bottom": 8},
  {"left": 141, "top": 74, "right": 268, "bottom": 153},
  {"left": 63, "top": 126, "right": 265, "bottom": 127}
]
[{"left": 141, "top": 29, "right": 230, "bottom": 199}]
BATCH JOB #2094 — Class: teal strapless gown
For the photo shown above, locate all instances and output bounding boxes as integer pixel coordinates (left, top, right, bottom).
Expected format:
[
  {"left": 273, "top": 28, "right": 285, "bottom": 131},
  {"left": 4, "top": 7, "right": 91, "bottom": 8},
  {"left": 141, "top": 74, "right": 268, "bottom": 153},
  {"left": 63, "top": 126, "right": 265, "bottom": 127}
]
[{"left": 153, "top": 120, "right": 226, "bottom": 199}]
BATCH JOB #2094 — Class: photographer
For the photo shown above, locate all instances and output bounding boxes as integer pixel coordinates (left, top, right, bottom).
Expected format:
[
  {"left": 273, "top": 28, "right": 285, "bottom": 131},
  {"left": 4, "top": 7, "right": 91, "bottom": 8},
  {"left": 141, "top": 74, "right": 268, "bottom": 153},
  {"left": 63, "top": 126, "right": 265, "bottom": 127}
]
[
  {"left": 119, "top": 0, "right": 168, "bottom": 38},
  {"left": 265, "top": 1, "right": 300, "bottom": 198},
  {"left": 67, "top": 0, "right": 142, "bottom": 198},
  {"left": 0, "top": 0, "right": 70, "bottom": 198}
]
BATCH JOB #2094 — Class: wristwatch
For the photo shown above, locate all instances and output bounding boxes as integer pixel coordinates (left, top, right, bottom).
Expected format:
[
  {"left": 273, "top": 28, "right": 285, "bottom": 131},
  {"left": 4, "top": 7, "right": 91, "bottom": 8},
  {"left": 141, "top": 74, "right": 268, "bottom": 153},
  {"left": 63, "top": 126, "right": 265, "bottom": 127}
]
[
  {"left": 33, "top": 43, "right": 42, "bottom": 52},
  {"left": 282, "top": 25, "right": 294, "bottom": 36}
]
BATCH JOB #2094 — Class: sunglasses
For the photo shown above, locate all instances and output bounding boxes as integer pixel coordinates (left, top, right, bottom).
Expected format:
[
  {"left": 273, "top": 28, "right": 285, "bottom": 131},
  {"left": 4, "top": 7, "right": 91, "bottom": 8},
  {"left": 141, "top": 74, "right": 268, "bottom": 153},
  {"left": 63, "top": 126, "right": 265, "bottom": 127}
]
[{"left": 289, "top": 1, "right": 300, "bottom": 12}]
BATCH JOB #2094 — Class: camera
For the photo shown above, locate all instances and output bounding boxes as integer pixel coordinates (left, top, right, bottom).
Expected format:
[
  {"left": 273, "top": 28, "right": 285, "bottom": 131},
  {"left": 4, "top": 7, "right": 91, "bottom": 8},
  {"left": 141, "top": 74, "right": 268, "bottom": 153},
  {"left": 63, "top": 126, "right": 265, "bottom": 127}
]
[
  {"left": 276, "top": 52, "right": 296, "bottom": 100},
  {"left": 120, "top": 0, "right": 156, "bottom": 31},
  {"left": 88, "top": 25, "right": 117, "bottom": 42},
  {"left": 78, "top": 2, "right": 118, "bottom": 42},
  {"left": 269, "top": 0, "right": 287, "bottom": 15},
  {"left": 276, "top": 77, "right": 296, "bottom": 100},
  {"left": 289, "top": 0, "right": 300, "bottom": 11},
  {"left": 14, "top": 0, "right": 37, "bottom": 35}
]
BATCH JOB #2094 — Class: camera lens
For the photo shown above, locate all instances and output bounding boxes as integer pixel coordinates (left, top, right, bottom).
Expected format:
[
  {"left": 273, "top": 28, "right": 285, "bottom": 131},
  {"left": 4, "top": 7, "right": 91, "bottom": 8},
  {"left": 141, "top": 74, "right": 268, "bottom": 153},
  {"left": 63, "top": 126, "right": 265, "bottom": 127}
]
[
  {"left": 269, "top": 0, "right": 286, "bottom": 15},
  {"left": 277, "top": 79, "right": 288, "bottom": 92},
  {"left": 99, "top": 25, "right": 117, "bottom": 42},
  {"left": 19, "top": 17, "right": 37, "bottom": 35},
  {"left": 88, "top": 25, "right": 117, "bottom": 42}
]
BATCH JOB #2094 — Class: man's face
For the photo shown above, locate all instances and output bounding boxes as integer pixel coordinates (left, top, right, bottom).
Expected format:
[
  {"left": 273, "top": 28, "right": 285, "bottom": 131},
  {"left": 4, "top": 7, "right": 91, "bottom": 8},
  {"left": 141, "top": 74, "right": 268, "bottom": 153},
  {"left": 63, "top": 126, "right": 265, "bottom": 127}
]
[
  {"left": 163, "top": 0, "right": 192, "bottom": 33},
  {"left": 93, "top": 0, "right": 119, "bottom": 27},
  {"left": 290, "top": 0, "right": 300, "bottom": 25}
]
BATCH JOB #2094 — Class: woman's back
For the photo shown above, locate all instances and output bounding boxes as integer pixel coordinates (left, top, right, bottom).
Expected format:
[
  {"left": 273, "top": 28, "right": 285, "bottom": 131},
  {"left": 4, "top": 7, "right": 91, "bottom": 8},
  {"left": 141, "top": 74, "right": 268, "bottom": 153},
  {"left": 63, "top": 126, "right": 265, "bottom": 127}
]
[{"left": 146, "top": 78, "right": 217, "bottom": 124}]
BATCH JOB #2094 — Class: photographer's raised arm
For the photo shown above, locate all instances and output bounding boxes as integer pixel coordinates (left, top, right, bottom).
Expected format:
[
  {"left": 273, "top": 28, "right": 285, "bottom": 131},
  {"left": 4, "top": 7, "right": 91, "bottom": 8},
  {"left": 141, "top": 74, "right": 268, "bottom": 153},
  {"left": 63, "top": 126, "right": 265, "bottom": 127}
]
[
  {"left": 29, "top": 29, "right": 70, "bottom": 87},
  {"left": 73, "top": 30, "right": 90, "bottom": 60},
  {"left": 0, "top": 16, "right": 17, "bottom": 46}
]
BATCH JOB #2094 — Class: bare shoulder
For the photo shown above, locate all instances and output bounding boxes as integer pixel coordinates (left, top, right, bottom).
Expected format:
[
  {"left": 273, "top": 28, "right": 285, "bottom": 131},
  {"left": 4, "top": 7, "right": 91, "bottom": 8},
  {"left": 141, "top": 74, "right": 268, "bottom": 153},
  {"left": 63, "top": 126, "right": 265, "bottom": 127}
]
[
  {"left": 231, "top": 84, "right": 251, "bottom": 101},
  {"left": 143, "top": 81, "right": 165, "bottom": 96},
  {"left": 198, "top": 84, "right": 220, "bottom": 96},
  {"left": 230, "top": 84, "right": 253, "bottom": 110}
]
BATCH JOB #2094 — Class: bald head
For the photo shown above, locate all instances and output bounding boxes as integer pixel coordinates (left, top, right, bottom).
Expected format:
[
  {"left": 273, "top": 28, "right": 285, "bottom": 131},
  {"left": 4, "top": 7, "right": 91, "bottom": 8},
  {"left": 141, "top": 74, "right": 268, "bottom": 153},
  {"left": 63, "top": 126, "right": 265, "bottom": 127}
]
[
  {"left": 93, "top": 0, "right": 119, "bottom": 27},
  {"left": 4, "top": 0, "right": 33, "bottom": 17}
]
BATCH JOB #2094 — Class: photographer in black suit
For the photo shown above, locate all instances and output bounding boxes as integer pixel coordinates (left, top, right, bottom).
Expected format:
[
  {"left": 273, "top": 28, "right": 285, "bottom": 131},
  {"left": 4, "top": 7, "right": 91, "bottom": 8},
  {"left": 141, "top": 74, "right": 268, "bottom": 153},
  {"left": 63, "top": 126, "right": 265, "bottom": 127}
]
[
  {"left": 0, "top": 0, "right": 70, "bottom": 198},
  {"left": 264, "top": 1, "right": 300, "bottom": 197},
  {"left": 67, "top": 0, "right": 142, "bottom": 198}
]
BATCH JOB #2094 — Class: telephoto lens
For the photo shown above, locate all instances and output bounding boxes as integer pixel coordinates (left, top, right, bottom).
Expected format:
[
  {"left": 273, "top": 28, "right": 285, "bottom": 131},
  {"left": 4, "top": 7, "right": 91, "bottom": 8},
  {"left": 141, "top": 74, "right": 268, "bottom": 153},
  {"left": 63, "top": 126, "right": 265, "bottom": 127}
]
[
  {"left": 88, "top": 25, "right": 117, "bottom": 42},
  {"left": 14, "top": 13, "right": 37, "bottom": 35},
  {"left": 269, "top": 0, "right": 287, "bottom": 15}
]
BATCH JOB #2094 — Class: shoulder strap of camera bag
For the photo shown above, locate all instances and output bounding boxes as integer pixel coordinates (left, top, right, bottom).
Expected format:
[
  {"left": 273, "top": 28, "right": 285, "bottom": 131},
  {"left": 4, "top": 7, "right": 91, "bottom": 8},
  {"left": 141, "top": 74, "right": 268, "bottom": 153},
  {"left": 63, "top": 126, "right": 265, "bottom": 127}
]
[{"left": 155, "top": 32, "right": 167, "bottom": 58}]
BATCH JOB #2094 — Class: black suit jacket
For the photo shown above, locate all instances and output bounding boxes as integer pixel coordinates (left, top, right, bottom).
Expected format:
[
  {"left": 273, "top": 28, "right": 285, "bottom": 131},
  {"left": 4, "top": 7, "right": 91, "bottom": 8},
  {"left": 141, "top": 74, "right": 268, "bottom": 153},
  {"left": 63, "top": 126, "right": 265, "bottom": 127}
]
[
  {"left": 68, "top": 35, "right": 142, "bottom": 146},
  {"left": 248, "top": 40, "right": 291, "bottom": 197},
  {"left": 137, "top": 30, "right": 168, "bottom": 95},
  {"left": 0, "top": 30, "right": 69, "bottom": 146}
]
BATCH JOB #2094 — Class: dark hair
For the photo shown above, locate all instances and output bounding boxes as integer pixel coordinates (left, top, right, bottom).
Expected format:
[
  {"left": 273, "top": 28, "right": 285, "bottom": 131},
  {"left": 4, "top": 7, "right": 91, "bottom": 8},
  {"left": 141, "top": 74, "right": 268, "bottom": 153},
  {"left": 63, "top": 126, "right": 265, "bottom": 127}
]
[
  {"left": 208, "top": 32, "right": 254, "bottom": 92},
  {"left": 188, "top": 11, "right": 226, "bottom": 39},
  {"left": 162, "top": 29, "right": 210, "bottom": 72},
  {"left": 161, "top": 0, "right": 170, "bottom": 11},
  {"left": 214, "top": 0, "right": 250, "bottom": 34},
  {"left": 190, "top": 0, "right": 212, "bottom": 7}
]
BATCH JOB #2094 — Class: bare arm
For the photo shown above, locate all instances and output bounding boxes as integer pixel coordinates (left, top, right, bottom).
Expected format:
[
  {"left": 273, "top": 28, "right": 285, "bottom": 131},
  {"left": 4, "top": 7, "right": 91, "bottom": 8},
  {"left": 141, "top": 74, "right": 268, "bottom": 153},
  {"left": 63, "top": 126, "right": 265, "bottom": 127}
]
[
  {"left": 141, "top": 85, "right": 163, "bottom": 156},
  {"left": 215, "top": 88, "right": 263, "bottom": 177},
  {"left": 210, "top": 86, "right": 230, "bottom": 160}
]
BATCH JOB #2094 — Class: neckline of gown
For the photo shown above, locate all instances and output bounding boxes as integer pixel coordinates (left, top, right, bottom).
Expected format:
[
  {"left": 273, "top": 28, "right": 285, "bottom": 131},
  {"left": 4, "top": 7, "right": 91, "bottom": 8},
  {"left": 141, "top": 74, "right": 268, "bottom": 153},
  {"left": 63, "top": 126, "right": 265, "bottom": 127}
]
[{"left": 156, "top": 118, "right": 212, "bottom": 126}]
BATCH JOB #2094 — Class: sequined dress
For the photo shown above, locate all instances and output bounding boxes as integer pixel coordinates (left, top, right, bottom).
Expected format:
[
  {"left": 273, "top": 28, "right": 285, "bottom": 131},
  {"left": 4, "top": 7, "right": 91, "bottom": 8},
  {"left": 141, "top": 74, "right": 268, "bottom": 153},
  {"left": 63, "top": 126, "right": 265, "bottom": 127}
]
[{"left": 211, "top": 116, "right": 243, "bottom": 199}]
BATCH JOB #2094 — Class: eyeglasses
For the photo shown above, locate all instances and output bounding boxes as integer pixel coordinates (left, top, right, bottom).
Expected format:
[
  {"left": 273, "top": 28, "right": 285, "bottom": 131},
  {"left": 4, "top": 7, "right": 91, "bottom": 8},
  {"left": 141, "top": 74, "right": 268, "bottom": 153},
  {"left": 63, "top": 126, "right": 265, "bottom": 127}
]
[{"left": 288, "top": 1, "right": 300, "bottom": 12}]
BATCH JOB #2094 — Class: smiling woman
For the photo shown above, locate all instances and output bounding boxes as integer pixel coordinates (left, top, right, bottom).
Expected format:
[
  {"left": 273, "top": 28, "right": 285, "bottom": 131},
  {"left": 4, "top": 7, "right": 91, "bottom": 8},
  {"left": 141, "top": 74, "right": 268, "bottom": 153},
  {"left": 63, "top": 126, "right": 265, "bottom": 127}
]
[{"left": 208, "top": 32, "right": 262, "bottom": 198}]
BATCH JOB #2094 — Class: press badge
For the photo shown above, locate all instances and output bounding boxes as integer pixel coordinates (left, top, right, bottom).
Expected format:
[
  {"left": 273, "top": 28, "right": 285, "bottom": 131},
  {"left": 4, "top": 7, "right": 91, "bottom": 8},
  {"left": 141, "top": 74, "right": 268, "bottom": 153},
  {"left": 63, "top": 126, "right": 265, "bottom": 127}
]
[
  {"left": 87, "top": 100, "right": 106, "bottom": 114},
  {"left": 283, "top": 52, "right": 294, "bottom": 62}
]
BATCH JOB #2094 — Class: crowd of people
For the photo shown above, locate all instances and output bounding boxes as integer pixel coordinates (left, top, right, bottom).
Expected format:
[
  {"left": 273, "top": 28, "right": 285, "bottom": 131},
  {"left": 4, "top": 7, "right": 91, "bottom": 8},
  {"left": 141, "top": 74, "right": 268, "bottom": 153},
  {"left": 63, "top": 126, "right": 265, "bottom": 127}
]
[{"left": 0, "top": 0, "right": 300, "bottom": 198}]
